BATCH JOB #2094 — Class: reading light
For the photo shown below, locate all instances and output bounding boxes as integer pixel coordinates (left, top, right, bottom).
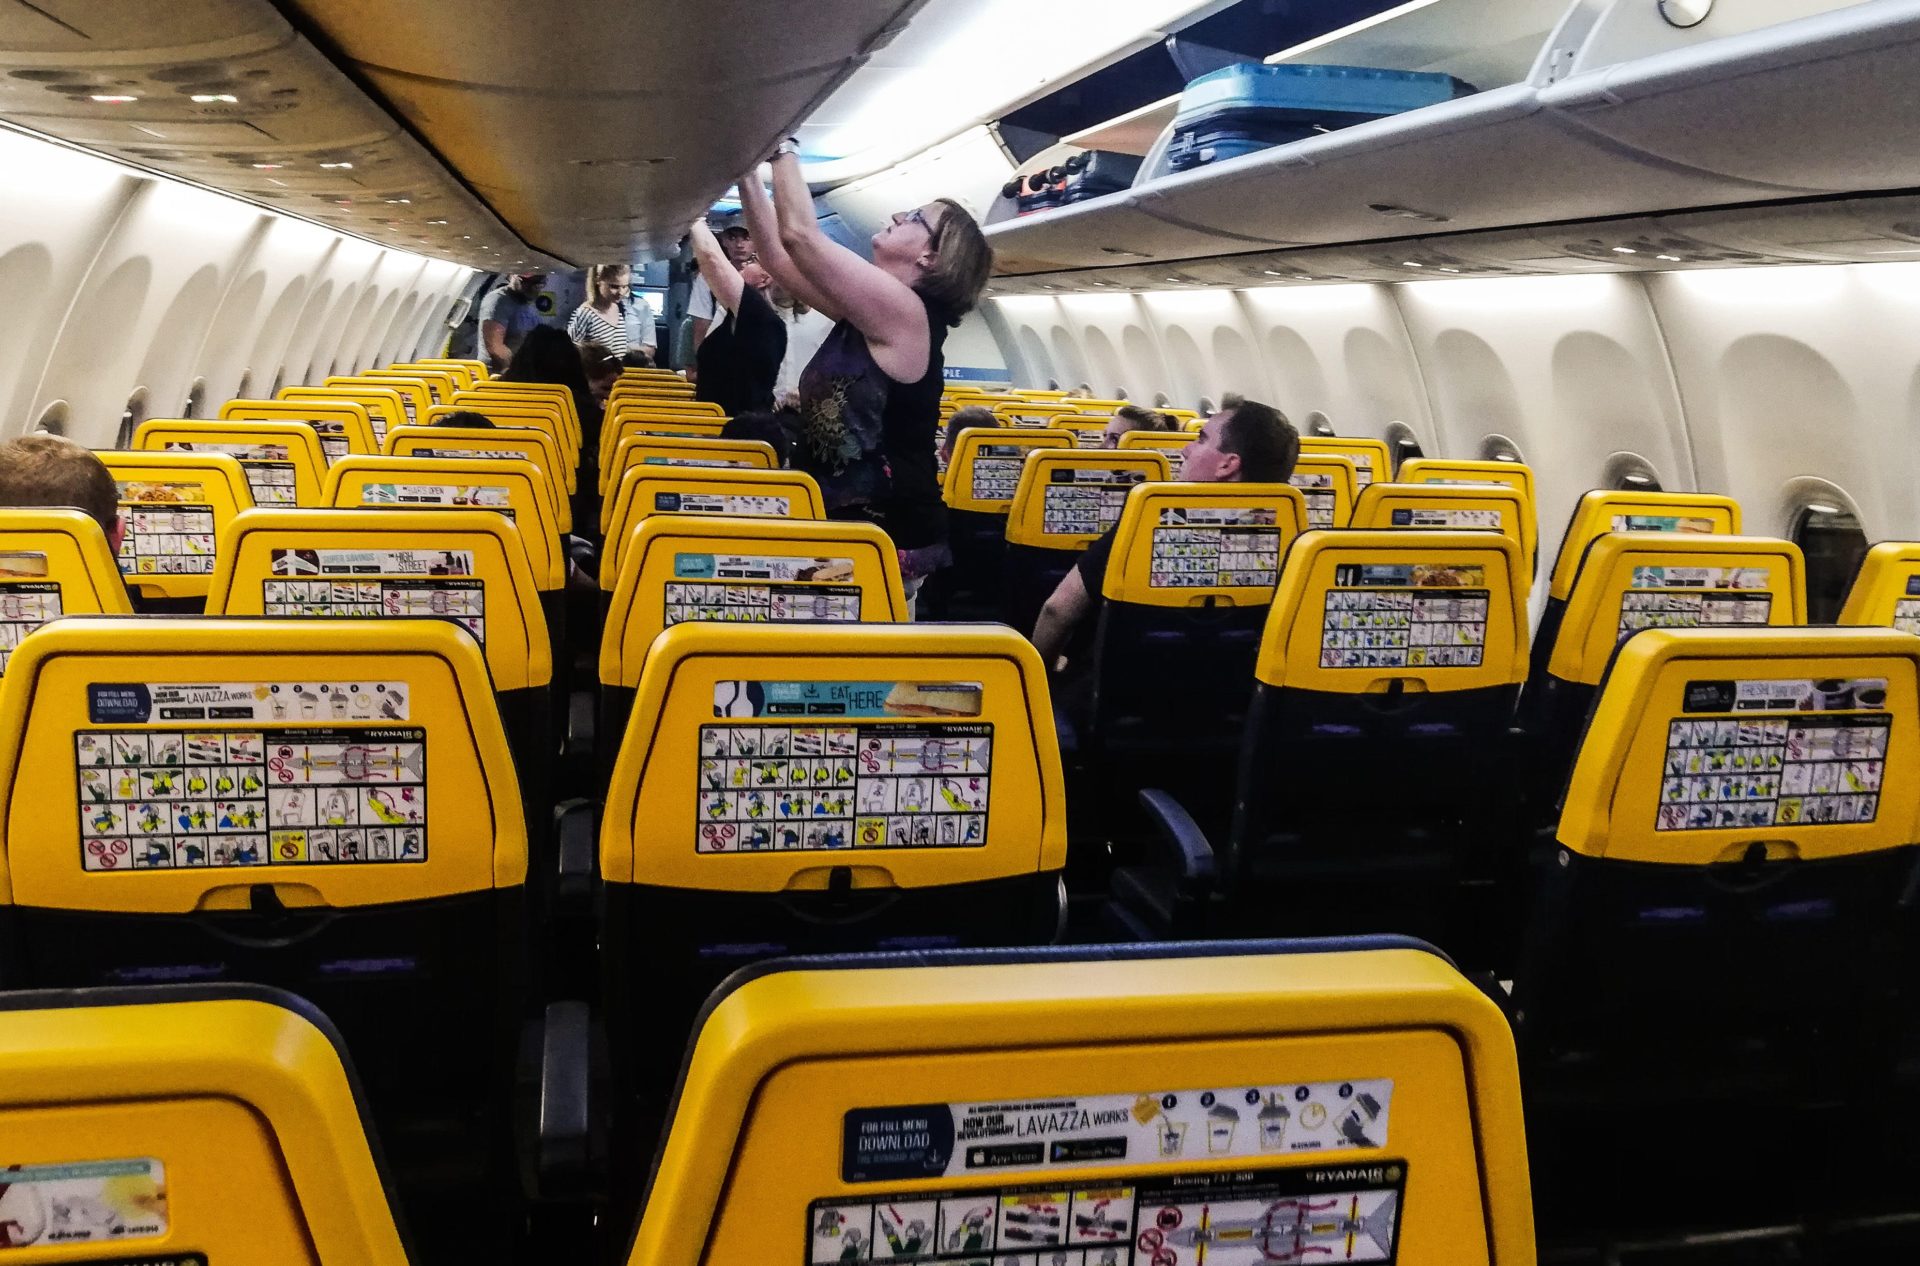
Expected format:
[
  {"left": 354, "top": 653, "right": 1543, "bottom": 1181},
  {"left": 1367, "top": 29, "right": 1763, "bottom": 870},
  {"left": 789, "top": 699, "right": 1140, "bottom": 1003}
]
[
  {"left": 191, "top": 94, "right": 238, "bottom": 104},
  {"left": 319, "top": 161, "right": 354, "bottom": 170},
  {"left": 251, "top": 162, "right": 282, "bottom": 170},
  {"left": 90, "top": 94, "right": 138, "bottom": 104}
]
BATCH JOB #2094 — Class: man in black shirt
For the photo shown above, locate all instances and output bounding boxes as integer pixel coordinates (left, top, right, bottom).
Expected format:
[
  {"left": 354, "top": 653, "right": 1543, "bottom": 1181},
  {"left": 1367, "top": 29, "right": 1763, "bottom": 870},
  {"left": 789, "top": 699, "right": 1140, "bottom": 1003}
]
[
  {"left": 688, "top": 218, "right": 787, "bottom": 419},
  {"left": 1032, "top": 399, "right": 1300, "bottom": 667}
]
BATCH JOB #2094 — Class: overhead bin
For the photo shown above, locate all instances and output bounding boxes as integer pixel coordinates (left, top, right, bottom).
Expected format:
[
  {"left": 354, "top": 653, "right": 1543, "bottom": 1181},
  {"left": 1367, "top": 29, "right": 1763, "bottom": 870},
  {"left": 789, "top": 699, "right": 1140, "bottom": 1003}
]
[{"left": 1538, "top": 0, "right": 1920, "bottom": 193}]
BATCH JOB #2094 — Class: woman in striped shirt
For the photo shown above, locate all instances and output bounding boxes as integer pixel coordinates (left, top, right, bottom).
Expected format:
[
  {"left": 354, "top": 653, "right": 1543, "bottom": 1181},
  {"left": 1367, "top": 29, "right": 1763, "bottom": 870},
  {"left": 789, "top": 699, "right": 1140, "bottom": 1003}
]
[{"left": 566, "top": 264, "right": 654, "bottom": 360}]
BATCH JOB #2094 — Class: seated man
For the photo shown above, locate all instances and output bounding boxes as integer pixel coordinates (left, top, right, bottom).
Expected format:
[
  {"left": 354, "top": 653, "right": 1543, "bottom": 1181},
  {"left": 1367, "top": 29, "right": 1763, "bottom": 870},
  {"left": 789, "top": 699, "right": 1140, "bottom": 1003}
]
[
  {"left": 0, "top": 433, "right": 124, "bottom": 550},
  {"left": 720, "top": 410, "right": 796, "bottom": 468},
  {"left": 1102, "top": 402, "right": 1175, "bottom": 448},
  {"left": 433, "top": 409, "right": 496, "bottom": 429},
  {"left": 940, "top": 404, "right": 998, "bottom": 465},
  {"left": 1033, "top": 400, "right": 1298, "bottom": 668}
]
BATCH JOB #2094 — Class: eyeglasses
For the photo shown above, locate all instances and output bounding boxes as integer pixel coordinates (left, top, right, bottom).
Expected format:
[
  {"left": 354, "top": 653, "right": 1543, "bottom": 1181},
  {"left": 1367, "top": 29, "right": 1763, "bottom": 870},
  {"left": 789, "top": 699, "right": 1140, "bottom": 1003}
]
[{"left": 896, "top": 207, "right": 934, "bottom": 235}]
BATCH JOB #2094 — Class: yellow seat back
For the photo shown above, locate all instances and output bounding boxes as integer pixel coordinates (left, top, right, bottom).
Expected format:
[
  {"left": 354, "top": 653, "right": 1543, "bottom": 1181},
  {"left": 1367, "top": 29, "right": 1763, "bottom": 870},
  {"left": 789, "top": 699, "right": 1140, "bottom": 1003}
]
[
  {"left": 600, "top": 436, "right": 779, "bottom": 530},
  {"left": 205, "top": 508, "right": 551, "bottom": 691},
  {"left": 600, "top": 466, "right": 825, "bottom": 589},
  {"left": 1260, "top": 530, "right": 1530, "bottom": 693},
  {"left": 1549, "top": 534, "right": 1807, "bottom": 686},
  {"left": 0, "top": 987, "right": 411, "bottom": 1263},
  {"left": 1290, "top": 453, "right": 1360, "bottom": 530},
  {"left": 1100, "top": 482, "right": 1310, "bottom": 605},
  {"left": 454, "top": 387, "right": 579, "bottom": 455},
  {"left": 328, "top": 374, "right": 430, "bottom": 427},
  {"left": 1546, "top": 490, "right": 1742, "bottom": 603},
  {"left": 323, "top": 455, "right": 563, "bottom": 591},
  {"left": 98, "top": 451, "right": 253, "bottom": 603},
  {"left": 1352, "top": 482, "right": 1537, "bottom": 582},
  {"left": 394, "top": 360, "right": 476, "bottom": 391},
  {"left": 627, "top": 941, "right": 1533, "bottom": 1266},
  {"left": 280, "top": 385, "right": 409, "bottom": 446},
  {"left": 1116, "top": 428, "right": 1197, "bottom": 456},
  {"left": 219, "top": 397, "right": 377, "bottom": 465},
  {"left": 601, "top": 622, "right": 1063, "bottom": 885},
  {"left": 599, "top": 413, "right": 729, "bottom": 476},
  {"left": 1005, "top": 449, "right": 1171, "bottom": 550},
  {"left": 132, "top": 419, "right": 328, "bottom": 508},
  {"left": 390, "top": 421, "right": 570, "bottom": 529},
  {"left": 1300, "top": 435, "right": 1393, "bottom": 490},
  {"left": 1396, "top": 457, "right": 1537, "bottom": 502},
  {"left": 1558, "top": 627, "right": 1920, "bottom": 861},
  {"left": 943, "top": 428, "right": 1072, "bottom": 513},
  {"left": 1053, "top": 418, "right": 1111, "bottom": 447},
  {"left": 1837, "top": 542, "right": 1920, "bottom": 633},
  {"left": 0, "top": 509, "right": 131, "bottom": 676},
  {"left": 360, "top": 367, "right": 459, "bottom": 407},
  {"left": 0, "top": 616, "right": 525, "bottom": 905},
  {"left": 601, "top": 516, "right": 908, "bottom": 689},
  {"left": 413, "top": 356, "right": 490, "bottom": 381},
  {"left": 992, "top": 400, "right": 1081, "bottom": 427}
]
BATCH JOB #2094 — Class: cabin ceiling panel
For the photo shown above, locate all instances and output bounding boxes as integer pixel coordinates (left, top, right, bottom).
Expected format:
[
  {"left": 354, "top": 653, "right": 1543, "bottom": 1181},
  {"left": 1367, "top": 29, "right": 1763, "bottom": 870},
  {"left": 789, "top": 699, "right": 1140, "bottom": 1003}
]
[{"left": 287, "top": 0, "right": 930, "bottom": 262}]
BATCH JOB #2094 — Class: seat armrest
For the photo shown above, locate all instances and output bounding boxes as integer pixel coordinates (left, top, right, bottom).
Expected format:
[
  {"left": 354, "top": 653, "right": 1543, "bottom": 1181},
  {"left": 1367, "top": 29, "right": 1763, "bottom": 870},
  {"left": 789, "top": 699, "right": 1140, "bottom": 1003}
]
[
  {"left": 1137, "top": 788, "right": 1217, "bottom": 884},
  {"left": 517, "top": 1000, "right": 604, "bottom": 1203},
  {"left": 554, "top": 798, "right": 597, "bottom": 896}
]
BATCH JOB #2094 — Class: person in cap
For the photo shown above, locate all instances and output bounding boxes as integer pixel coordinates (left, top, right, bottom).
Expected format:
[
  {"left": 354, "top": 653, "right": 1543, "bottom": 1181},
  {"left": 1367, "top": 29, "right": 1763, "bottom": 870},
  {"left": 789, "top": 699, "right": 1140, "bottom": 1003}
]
[{"left": 478, "top": 271, "right": 550, "bottom": 373}]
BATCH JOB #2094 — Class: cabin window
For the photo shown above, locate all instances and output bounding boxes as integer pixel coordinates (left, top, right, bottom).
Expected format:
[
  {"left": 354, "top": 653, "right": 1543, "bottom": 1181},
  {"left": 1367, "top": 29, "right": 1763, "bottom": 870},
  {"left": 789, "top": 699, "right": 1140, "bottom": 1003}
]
[
  {"left": 235, "top": 370, "right": 253, "bottom": 400},
  {"left": 35, "top": 402, "right": 69, "bottom": 439},
  {"left": 1305, "top": 410, "right": 1335, "bottom": 437},
  {"left": 271, "top": 369, "right": 286, "bottom": 396},
  {"left": 1481, "top": 434, "right": 1525, "bottom": 465},
  {"left": 1792, "top": 500, "right": 1869, "bottom": 624},
  {"left": 1385, "top": 422, "right": 1423, "bottom": 474},
  {"left": 1197, "top": 396, "right": 1217, "bottom": 416},
  {"left": 115, "top": 389, "right": 148, "bottom": 449},
  {"left": 183, "top": 378, "right": 207, "bottom": 419},
  {"left": 1605, "top": 453, "right": 1663, "bottom": 492}
]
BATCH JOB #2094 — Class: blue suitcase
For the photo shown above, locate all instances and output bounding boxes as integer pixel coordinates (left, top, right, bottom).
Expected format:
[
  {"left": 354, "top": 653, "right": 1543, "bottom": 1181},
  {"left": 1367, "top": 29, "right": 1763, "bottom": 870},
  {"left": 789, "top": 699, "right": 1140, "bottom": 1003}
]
[{"left": 1166, "top": 62, "right": 1473, "bottom": 171}]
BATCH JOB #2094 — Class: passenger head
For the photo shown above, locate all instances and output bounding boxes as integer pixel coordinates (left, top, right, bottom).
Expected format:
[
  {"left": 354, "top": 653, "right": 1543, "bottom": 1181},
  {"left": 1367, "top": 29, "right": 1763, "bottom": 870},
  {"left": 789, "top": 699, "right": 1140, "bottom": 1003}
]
[
  {"left": 587, "top": 264, "right": 631, "bottom": 306},
  {"left": 941, "top": 405, "right": 999, "bottom": 464},
  {"left": 502, "top": 325, "right": 591, "bottom": 392},
  {"left": 718, "top": 224, "right": 753, "bottom": 266},
  {"left": 740, "top": 260, "right": 774, "bottom": 293},
  {"left": 1103, "top": 403, "right": 1170, "bottom": 450},
  {"left": 1180, "top": 400, "right": 1299, "bottom": 484},
  {"left": 720, "top": 411, "right": 795, "bottom": 467},
  {"left": 433, "top": 410, "right": 495, "bottom": 429},
  {"left": 509, "top": 271, "right": 548, "bottom": 297},
  {"left": 873, "top": 198, "right": 994, "bottom": 326},
  {"left": 0, "top": 434, "right": 123, "bottom": 549},
  {"left": 620, "top": 349, "right": 655, "bottom": 369},
  {"left": 579, "top": 341, "right": 622, "bottom": 402}
]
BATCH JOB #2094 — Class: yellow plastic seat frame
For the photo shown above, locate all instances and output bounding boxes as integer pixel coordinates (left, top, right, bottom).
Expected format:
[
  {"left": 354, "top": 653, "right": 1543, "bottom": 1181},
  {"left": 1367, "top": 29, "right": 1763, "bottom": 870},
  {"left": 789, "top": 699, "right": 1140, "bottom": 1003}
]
[
  {"left": 0, "top": 615, "right": 526, "bottom": 905},
  {"left": 205, "top": 507, "right": 552, "bottom": 692},
  {"left": 359, "top": 367, "right": 459, "bottom": 408},
  {"left": 1300, "top": 436, "right": 1393, "bottom": 490},
  {"left": 0, "top": 987, "right": 412, "bottom": 1264},
  {"left": 600, "top": 436, "right": 780, "bottom": 528},
  {"left": 1352, "top": 482, "right": 1537, "bottom": 582},
  {"left": 1838, "top": 541, "right": 1920, "bottom": 632},
  {"left": 1259, "top": 530, "right": 1530, "bottom": 694},
  {"left": 324, "top": 455, "right": 564, "bottom": 592},
  {"left": 600, "top": 621, "right": 1064, "bottom": 888},
  {"left": 1116, "top": 429, "right": 1197, "bottom": 455},
  {"left": 219, "top": 397, "right": 377, "bottom": 464},
  {"left": 600, "top": 516, "right": 908, "bottom": 690},
  {"left": 98, "top": 450, "right": 254, "bottom": 603},
  {"left": 1557, "top": 626, "right": 1920, "bottom": 863},
  {"left": 600, "top": 466, "right": 825, "bottom": 589},
  {"left": 0, "top": 508, "right": 131, "bottom": 676},
  {"left": 454, "top": 387, "right": 580, "bottom": 456},
  {"left": 627, "top": 941, "right": 1534, "bottom": 1266},
  {"left": 1005, "top": 449, "right": 1171, "bottom": 551},
  {"left": 328, "top": 375, "right": 430, "bottom": 428},
  {"left": 133, "top": 419, "right": 328, "bottom": 508},
  {"left": 943, "top": 429, "right": 1072, "bottom": 513},
  {"left": 390, "top": 422, "right": 571, "bottom": 529},
  {"left": 1548, "top": 534, "right": 1807, "bottom": 687},
  {"left": 1100, "top": 482, "right": 1311, "bottom": 607},
  {"left": 1546, "top": 490, "right": 1742, "bottom": 604},
  {"left": 280, "top": 385, "right": 410, "bottom": 446},
  {"left": 1289, "top": 453, "right": 1360, "bottom": 530}
]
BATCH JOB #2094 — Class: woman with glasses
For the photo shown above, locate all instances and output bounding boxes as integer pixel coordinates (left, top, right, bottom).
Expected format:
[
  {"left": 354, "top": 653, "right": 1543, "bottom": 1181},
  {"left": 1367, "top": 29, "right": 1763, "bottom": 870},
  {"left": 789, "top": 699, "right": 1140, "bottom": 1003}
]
[
  {"left": 688, "top": 219, "right": 787, "bottom": 420},
  {"left": 566, "top": 263, "right": 654, "bottom": 361},
  {"left": 737, "top": 139, "right": 995, "bottom": 608}
]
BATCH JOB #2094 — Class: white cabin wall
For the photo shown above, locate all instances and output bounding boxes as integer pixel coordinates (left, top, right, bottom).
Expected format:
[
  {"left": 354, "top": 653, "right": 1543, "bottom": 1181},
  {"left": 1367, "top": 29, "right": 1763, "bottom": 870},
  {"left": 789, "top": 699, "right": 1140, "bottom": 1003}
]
[
  {"left": 0, "top": 125, "right": 473, "bottom": 446},
  {"left": 1236, "top": 284, "right": 1436, "bottom": 443},
  {"left": 1646, "top": 263, "right": 1920, "bottom": 542},
  {"left": 1137, "top": 289, "right": 1270, "bottom": 411},
  {"left": 1054, "top": 293, "right": 1173, "bottom": 401},
  {"left": 1392, "top": 271, "right": 1692, "bottom": 588}
]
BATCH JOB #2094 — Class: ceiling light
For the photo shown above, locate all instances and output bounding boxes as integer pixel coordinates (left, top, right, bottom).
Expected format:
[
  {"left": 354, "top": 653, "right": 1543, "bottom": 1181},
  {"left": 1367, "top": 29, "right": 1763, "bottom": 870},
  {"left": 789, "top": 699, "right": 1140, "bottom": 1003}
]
[
  {"left": 1438, "top": 267, "right": 1461, "bottom": 273},
  {"left": 1655, "top": 254, "right": 1681, "bottom": 262},
  {"left": 1611, "top": 246, "right": 1637, "bottom": 254},
  {"left": 319, "top": 161, "right": 354, "bottom": 170},
  {"left": 191, "top": 93, "right": 238, "bottom": 104},
  {"left": 1369, "top": 203, "right": 1450, "bottom": 223},
  {"left": 251, "top": 162, "right": 282, "bottom": 170},
  {"left": 385, "top": 197, "right": 410, "bottom": 204},
  {"left": 90, "top": 94, "right": 138, "bottom": 104},
  {"left": 1401, "top": 261, "right": 1423, "bottom": 268},
  {"left": 426, "top": 219, "right": 448, "bottom": 225}
]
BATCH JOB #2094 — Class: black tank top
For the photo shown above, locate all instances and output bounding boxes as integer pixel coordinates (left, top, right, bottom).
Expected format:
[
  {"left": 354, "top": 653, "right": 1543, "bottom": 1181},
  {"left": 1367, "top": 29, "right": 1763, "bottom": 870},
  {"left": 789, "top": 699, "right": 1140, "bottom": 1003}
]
[{"left": 794, "top": 292, "right": 950, "bottom": 550}]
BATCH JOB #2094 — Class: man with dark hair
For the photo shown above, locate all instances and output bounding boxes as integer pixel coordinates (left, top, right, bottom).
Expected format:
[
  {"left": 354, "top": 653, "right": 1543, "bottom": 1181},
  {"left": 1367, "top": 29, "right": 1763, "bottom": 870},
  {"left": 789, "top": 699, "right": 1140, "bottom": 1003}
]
[
  {"left": 432, "top": 409, "right": 495, "bottom": 429},
  {"left": 0, "top": 434, "right": 124, "bottom": 550},
  {"left": 940, "top": 404, "right": 999, "bottom": 465},
  {"left": 720, "top": 410, "right": 796, "bottom": 468},
  {"left": 478, "top": 272, "right": 549, "bottom": 373},
  {"left": 1032, "top": 399, "right": 1299, "bottom": 665}
]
